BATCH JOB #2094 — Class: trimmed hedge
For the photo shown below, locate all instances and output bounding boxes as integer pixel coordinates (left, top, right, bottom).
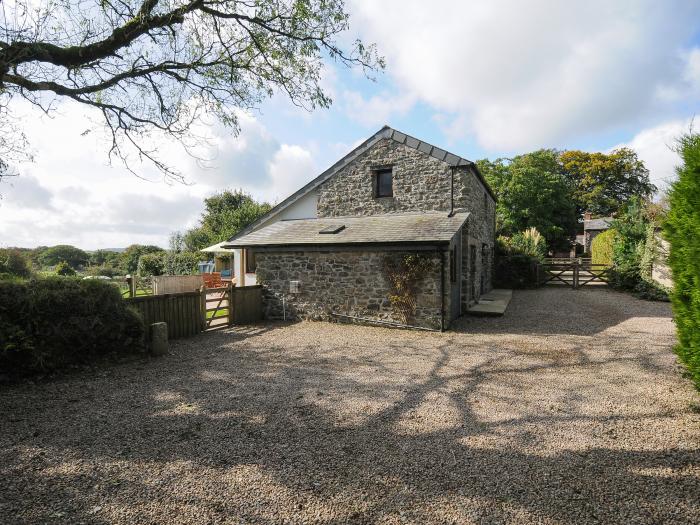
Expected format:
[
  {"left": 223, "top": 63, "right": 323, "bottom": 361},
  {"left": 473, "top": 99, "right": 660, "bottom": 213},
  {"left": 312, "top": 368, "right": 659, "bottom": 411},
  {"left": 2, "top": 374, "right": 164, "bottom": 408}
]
[
  {"left": 664, "top": 133, "right": 700, "bottom": 388},
  {"left": 591, "top": 228, "right": 616, "bottom": 266},
  {"left": 0, "top": 277, "right": 145, "bottom": 376},
  {"left": 494, "top": 255, "right": 540, "bottom": 289}
]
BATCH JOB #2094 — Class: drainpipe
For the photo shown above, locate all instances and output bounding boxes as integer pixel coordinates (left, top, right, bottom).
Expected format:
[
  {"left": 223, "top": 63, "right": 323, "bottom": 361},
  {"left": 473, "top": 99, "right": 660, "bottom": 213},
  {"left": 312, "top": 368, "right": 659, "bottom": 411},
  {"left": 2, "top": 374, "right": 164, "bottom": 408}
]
[
  {"left": 440, "top": 249, "right": 446, "bottom": 332},
  {"left": 448, "top": 167, "right": 455, "bottom": 217}
]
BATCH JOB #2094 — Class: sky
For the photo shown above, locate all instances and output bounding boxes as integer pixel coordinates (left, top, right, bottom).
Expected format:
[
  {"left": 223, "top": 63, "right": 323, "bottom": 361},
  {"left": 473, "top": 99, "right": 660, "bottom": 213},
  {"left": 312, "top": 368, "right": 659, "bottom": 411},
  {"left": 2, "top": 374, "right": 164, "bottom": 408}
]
[{"left": 2, "top": 0, "right": 700, "bottom": 250}]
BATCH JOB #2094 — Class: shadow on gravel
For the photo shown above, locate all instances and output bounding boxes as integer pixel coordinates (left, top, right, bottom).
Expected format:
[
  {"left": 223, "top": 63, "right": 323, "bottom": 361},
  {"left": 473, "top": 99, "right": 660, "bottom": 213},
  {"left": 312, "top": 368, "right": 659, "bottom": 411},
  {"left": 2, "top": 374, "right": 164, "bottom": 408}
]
[
  {"left": 452, "top": 287, "right": 673, "bottom": 337},
  {"left": 1, "top": 327, "right": 697, "bottom": 524}
]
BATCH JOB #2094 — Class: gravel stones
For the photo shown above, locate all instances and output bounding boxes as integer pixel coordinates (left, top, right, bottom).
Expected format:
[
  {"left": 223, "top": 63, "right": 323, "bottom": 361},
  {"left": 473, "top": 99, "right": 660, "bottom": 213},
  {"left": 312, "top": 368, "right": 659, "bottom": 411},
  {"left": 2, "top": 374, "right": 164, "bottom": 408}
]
[{"left": 1, "top": 288, "right": 698, "bottom": 524}]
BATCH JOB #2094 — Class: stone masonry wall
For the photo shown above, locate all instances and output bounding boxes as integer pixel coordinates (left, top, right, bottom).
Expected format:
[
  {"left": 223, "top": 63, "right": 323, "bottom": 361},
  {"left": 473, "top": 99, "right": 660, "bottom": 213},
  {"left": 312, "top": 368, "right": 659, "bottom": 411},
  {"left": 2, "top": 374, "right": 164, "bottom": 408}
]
[
  {"left": 317, "top": 139, "right": 453, "bottom": 217},
  {"left": 315, "top": 137, "right": 496, "bottom": 304},
  {"left": 256, "top": 250, "right": 448, "bottom": 330},
  {"left": 456, "top": 165, "right": 496, "bottom": 299},
  {"left": 258, "top": 138, "right": 496, "bottom": 325}
]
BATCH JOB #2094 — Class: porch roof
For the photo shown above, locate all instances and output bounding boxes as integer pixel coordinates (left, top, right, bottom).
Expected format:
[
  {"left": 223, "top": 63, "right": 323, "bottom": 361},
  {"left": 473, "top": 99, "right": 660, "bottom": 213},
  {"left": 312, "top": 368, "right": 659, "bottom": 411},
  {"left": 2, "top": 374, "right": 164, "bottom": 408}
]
[
  {"left": 201, "top": 241, "right": 237, "bottom": 253},
  {"left": 223, "top": 211, "right": 470, "bottom": 249}
]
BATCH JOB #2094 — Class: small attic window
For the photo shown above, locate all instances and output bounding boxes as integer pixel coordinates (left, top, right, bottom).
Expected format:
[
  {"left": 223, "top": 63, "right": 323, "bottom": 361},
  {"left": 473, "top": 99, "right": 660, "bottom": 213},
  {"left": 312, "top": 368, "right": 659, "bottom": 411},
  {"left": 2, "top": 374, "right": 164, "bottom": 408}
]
[
  {"left": 373, "top": 168, "right": 393, "bottom": 198},
  {"left": 319, "top": 224, "right": 346, "bottom": 234}
]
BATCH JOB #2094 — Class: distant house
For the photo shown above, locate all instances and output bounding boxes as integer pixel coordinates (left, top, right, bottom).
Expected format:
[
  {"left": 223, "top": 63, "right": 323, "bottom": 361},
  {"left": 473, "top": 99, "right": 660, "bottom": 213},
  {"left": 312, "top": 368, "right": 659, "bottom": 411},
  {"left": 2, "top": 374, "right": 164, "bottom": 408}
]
[
  {"left": 583, "top": 212, "right": 613, "bottom": 253},
  {"left": 224, "top": 126, "right": 496, "bottom": 330}
]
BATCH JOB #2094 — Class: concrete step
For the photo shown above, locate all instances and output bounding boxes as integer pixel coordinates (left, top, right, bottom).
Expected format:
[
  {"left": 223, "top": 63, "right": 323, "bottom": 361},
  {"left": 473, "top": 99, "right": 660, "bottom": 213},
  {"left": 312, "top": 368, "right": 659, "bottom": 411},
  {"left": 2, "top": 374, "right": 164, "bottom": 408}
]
[{"left": 468, "top": 289, "right": 512, "bottom": 316}]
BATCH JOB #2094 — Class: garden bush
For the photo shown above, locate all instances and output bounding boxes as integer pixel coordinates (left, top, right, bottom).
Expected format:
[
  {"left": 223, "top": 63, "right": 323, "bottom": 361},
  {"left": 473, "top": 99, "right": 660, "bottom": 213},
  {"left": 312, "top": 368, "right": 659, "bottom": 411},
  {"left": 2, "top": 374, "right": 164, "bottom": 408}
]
[
  {"left": 137, "top": 252, "right": 165, "bottom": 277},
  {"left": 0, "top": 248, "right": 32, "bottom": 279},
  {"left": 164, "top": 251, "right": 200, "bottom": 275},
  {"left": 55, "top": 260, "right": 77, "bottom": 276},
  {"left": 494, "top": 255, "right": 540, "bottom": 289},
  {"left": 497, "top": 227, "right": 546, "bottom": 260},
  {"left": 664, "top": 132, "right": 700, "bottom": 388},
  {"left": 591, "top": 228, "right": 616, "bottom": 266},
  {"left": 0, "top": 277, "right": 145, "bottom": 376}
]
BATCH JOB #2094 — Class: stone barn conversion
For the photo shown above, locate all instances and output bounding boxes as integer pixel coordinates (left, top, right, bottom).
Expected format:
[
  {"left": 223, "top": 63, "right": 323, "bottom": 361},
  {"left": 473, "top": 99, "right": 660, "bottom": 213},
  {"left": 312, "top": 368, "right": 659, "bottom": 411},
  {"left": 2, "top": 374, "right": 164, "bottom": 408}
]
[{"left": 225, "top": 126, "right": 496, "bottom": 330}]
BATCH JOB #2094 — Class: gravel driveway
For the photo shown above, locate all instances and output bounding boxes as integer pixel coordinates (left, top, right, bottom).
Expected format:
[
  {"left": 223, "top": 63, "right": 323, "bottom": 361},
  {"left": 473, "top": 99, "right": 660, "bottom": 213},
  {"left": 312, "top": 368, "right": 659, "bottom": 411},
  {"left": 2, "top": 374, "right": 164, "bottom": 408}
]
[{"left": 1, "top": 288, "right": 699, "bottom": 524}]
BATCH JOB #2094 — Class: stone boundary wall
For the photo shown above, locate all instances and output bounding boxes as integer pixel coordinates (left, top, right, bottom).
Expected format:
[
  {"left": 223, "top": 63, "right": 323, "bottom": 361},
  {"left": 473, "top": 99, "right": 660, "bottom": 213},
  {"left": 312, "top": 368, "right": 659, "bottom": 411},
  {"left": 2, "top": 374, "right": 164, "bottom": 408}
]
[{"left": 256, "top": 250, "right": 449, "bottom": 330}]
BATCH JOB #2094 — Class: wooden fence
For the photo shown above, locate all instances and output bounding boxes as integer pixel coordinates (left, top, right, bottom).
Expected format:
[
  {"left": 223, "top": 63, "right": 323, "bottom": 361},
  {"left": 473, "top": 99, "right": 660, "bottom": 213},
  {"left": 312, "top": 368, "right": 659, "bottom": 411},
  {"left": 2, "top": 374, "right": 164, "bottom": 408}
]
[
  {"left": 538, "top": 260, "right": 610, "bottom": 289},
  {"left": 127, "top": 291, "right": 203, "bottom": 339},
  {"left": 125, "top": 285, "right": 263, "bottom": 340},
  {"left": 153, "top": 275, "right": 204, "bottom": 295},
  {"left": 231, "top": 285, "right": 263, "bottom": 324}
]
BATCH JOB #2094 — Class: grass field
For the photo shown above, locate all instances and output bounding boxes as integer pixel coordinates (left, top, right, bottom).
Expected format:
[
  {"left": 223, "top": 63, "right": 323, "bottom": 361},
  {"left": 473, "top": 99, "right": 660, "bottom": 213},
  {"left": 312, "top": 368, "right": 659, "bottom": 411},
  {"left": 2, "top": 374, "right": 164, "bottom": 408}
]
[{"left": 206, "top": 308, "right": 228, "bottom": 319}]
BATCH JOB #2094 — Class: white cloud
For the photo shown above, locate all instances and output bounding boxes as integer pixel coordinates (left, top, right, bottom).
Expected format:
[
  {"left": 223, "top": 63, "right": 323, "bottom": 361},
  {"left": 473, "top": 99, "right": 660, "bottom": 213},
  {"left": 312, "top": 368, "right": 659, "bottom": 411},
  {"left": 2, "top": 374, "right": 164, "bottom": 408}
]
[
  {"left": 266, "top": 145, "right": 316, "bottom": 204},
  {"left": 612, "top": 118, "right": 691, "bottom": 192},
  {"left": 0, "top": 175, "right": 54, "bottom": 209},
  {"left": 350, "top": 0, "right": 700, "bottom": 151},
  {"left": 341, "top": 90, "right": 416, "bottom": 127},
  {"left": 0, "top": 100, "right": 317, "bottom": 249}
]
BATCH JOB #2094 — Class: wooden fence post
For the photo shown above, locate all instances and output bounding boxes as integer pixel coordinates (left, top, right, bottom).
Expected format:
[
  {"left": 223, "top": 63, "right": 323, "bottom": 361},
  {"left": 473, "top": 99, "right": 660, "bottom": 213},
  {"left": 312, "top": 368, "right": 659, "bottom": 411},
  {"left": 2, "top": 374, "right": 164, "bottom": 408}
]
[
  {"left": 573, "top": 262, "right": 579, "bottom": 290},
  {"left": 200, "top": 285, "right": 207, "bottom": 331},
  {"left": 228, "top": 282, "right": 234, "bottom": 326},
  {"left": 126, "top": 274, "right": 136, "bottom": 298}
]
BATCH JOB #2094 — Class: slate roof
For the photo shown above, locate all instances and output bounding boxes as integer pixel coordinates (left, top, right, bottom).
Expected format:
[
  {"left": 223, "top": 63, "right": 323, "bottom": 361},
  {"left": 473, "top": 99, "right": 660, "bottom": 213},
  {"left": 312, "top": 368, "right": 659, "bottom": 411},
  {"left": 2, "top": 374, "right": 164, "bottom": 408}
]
[
  {"left": 584, "top": 217, "right": 613, "bottom": 231},
  {"left": 223, "top": 212, "right": 470, "bottom": 248},
  {"left": 227, "top": 125, "right": 494, "bottom": 243}
]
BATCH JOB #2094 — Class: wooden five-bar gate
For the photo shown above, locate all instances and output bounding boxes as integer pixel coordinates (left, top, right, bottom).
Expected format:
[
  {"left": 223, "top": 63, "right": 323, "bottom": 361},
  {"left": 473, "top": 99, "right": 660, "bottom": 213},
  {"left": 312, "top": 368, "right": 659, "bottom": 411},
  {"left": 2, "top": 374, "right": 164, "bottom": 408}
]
[
  {"left": 126, "top": 284, "right": 262, "bottom": 340},
  {"left": 538, "top": 258, "right": 611, "bottom": 289}
]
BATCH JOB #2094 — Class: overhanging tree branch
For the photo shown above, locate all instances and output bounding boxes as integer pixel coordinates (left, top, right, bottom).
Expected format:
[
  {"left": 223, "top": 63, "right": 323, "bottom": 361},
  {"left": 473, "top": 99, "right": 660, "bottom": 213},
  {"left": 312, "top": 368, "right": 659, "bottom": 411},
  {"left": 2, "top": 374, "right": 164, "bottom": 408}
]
[{"left": 0, "top": 0, "right": 383, "bottom": 181}]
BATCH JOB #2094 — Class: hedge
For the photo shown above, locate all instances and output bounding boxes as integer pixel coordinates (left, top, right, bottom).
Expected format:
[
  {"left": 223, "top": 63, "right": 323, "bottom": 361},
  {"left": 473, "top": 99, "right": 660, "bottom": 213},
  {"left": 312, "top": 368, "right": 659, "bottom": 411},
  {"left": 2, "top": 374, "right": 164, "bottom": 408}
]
[
  {"left": 494, "top": 255, "right": 540, "bottom": 289},
  {"left": 664, "top": 133, "right": 700, "bottom": 388},
  {"left": 591, "top": 228, "right": 616, "bottom": 266},
  {"left": 0, "top": 277, "right": 145, "bottom": 376}
]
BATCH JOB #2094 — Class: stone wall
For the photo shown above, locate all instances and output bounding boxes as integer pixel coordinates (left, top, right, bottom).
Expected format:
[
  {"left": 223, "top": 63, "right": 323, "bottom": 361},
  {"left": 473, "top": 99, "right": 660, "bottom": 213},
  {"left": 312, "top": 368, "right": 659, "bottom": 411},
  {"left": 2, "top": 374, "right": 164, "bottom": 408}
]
[
  {"left": 317, "top": 139, "right": 453, "bottom": 217},
  {"left": 256, "top": 250, "right": 449, "bottom": 330},
  {"left": 316, "top": 138, "right": 496, "bottom": 300}
]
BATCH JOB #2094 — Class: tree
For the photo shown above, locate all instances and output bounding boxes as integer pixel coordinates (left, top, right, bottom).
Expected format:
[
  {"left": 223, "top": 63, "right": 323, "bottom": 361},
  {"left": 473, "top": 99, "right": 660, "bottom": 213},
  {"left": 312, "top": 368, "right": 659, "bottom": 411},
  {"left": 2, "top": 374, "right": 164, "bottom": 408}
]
[
  {"left": 664, "top": 132, "right": 700, "bottom": 386},
  {"left": 38, "top": 245, "right": 89, "bottom": 269},
  {"left": 183, "top": 189, "right": 271, "bottom": 250},
  {"left": 0, "top": 0, "right": 382, "bottom": 181},
  {"left": 137, "top": 253, "right": 165, "bottom": 276},
  {"left": 560, "top": 148, "right": 655, "bottom": 217},
  {"left": 168, "top": 232, "right": 185, "bottom": 253},
  {"left": 183, "top": 227, "right": 213, "bottom": 252},
  {"left": 89, "top": 250, "right": 122, "bottom": 267},
  {"left": 55, "top": 261, "right": 77, "bottom": 276},
  {"left": 0, "top": 248, "right": 32, "bottom": 278},
  {"left": 119, "top": 245, "right": 165, "bottom": 274},
  {"left": 478, "top": 150, "right": 577, "bottom": 250}
]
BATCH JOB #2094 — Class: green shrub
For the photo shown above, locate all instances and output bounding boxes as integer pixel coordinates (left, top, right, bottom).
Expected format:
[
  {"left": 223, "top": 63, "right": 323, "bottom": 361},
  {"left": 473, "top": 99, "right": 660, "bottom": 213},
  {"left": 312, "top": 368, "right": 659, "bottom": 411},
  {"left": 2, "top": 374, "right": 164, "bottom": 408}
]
[
  {"left": 639, "top": 224, "right": 656, "bottom": 281},
  {"left": 0, "top": 277, "right": 145, "bottom": 376},
  {"left": 85, "top": 265, "right": 119, "bottom": 278},
  {"left": 137, "top": 253, "right": 165, "bottom": 277},
  {"left": 55, "top": 260, "right": 77, "bottom": 276},
  {"left": 494, "top": 255, "right": 540, "bottom": 289},
  {"left": 0, "top": 248, "right": 32, "bottom": 279},
  {"left": 633, "top": 279, "right": 670, "bottom": 302},
  {"left": 664, "top": 132, "right": 700, "bottom": 388},
  {"left": 164, "top": 251, "right": 200, "bottom": 275},
  {"left": 497, "top": 227, "right": 547, "bottom": 260},
  {"left": 609, "top": 197, "right": 648, "bottom": 285},
  {"left": 591, "top": 228, "right": 617, "bottom": 266}
]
